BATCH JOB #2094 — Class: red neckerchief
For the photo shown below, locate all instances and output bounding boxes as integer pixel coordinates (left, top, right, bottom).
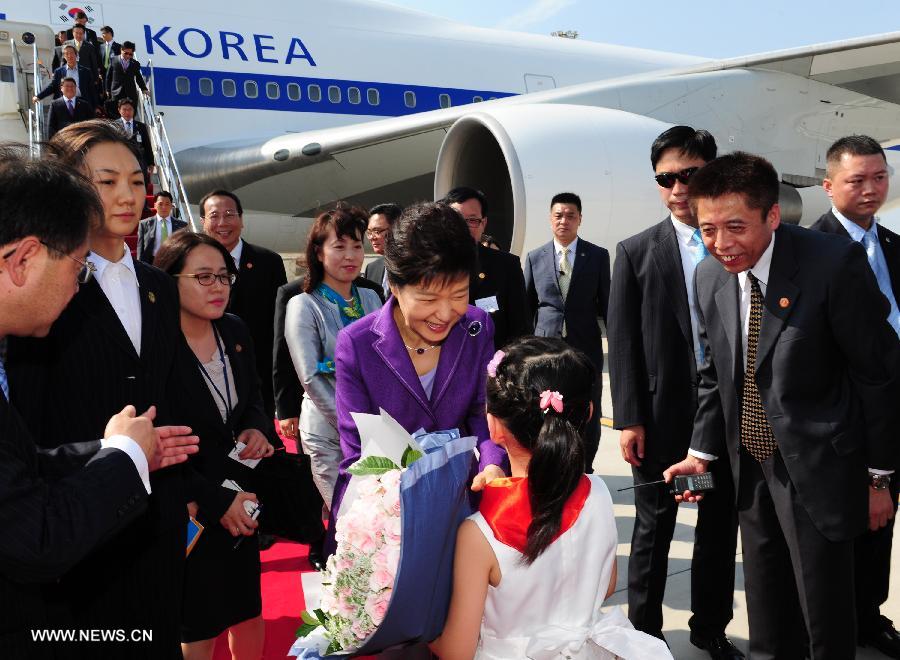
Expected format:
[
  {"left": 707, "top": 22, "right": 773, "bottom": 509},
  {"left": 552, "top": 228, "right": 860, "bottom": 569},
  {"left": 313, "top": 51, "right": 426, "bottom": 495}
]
[{"left": 479, "top": 475, "right": 591, "bottom": 552}]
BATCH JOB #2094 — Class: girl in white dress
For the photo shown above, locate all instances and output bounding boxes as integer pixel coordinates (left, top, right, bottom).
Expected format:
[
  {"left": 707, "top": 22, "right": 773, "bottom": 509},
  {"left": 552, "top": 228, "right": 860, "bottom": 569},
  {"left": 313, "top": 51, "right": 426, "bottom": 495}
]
[{"left": 430, "top": 337, "right": 672, "bottom": 660}]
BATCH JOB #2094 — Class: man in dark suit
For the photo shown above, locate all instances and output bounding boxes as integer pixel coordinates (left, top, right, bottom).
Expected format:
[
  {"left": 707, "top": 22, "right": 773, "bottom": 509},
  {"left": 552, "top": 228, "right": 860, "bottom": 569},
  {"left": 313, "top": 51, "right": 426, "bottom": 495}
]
[
  {"left": 665, "top": 152, "right": 899, "bottom": 659},
  {"left": 65, "top": 11, "right": 99, "bottom": 45},
  {"left": 106, "top": 41, "right": 149, "bottom": 118},
  {"left": 98, "top": 25, "right": 122, "bottom": 86},
  {"left": 34, "top": 45, "right": 99, "bottom": 110},
  {"left": 524, "top": 192, "right": 610, "bottom": 471},
  {"left": 810, "top": 134, "right": 900, "bottom": 657},
  {"left": 444, "top": 187, "right": 530, "bottom": 350},
  {"left": 0, "top": 153, "right": 197, "bottom": 657},
  {"left": 608, "top": 127, "right": 742, "bottom": 657},
  {"left": 46, "top": 78, "right": 93, "bottom": 138},
  {"left": 201, "top": 190, "right": 287, "bottom": 419},
  {"left": 115, "top": 97, "right": 155, "bottom": 173},
  {"left": 64, "top": 24, "right": 100, "bottom": 83},
  {"left": 137, "top": 191, "right": 187, "bottom": 263},
  {"left": 363, "top": 202, "right": 401, "bottom": 298}
]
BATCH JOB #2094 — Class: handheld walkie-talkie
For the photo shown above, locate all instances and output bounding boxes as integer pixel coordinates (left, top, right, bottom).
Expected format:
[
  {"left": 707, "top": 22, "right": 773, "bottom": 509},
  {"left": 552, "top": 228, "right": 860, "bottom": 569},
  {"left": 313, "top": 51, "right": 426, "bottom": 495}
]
[{"left": 617, "top": 472, "right": 716, "bottom": 495}]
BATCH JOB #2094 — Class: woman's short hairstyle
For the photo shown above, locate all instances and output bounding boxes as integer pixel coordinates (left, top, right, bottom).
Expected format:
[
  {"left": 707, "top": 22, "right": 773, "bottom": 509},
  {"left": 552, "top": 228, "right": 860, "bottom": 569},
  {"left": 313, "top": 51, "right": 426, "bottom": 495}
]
[
  {"left": 384, "top": 202, "right": 476, "bottom": 288},
  {"left": 154, "top": 230, "right": 238, "bottom": 280},
  {"left": 303, "top": 204, "right": 368, "bottom": 294},
  {"left": 47, "top": 119, "right": 144, "bottom": 176}
]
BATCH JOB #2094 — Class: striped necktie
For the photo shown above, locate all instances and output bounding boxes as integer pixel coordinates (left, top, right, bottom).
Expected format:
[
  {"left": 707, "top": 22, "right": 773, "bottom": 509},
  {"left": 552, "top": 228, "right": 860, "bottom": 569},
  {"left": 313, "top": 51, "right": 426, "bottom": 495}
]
[{"left": 740, "top": 272, "right": 777, "bottom": 461}]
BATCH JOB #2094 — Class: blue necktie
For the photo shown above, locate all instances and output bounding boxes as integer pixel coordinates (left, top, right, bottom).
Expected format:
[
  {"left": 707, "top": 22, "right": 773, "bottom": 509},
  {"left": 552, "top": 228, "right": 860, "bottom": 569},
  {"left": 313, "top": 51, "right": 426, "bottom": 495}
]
[
  {"left": 691, "top": 228, "right": 709, "bottom": 265},
  {"left": 0, "top": 356, "right": 9, "bottom": 400}
]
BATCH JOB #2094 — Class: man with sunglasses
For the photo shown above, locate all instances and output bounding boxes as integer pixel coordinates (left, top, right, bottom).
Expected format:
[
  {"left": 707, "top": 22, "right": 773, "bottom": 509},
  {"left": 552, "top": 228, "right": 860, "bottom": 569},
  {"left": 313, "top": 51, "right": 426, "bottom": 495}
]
[
  {"left": 444, "top": 186, "right": 530, "bottom": 350},
  {"left": 608, "top": 126, "right": 742, "bottom": 658},
  {"left": 0, "top": 152, "right": 198, "bottom": 656}
]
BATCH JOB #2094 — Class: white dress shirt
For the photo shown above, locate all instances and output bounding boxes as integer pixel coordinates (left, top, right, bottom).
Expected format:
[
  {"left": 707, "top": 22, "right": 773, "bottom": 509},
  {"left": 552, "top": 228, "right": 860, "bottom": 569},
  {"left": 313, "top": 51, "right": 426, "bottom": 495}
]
[
  {"left": 64, "top": 65, "right": 81, "bottom": 96},
  {"left": 670, "top": 216, "right": 705, "bottom": 367},
  {"left": 229, "top": 238, "right": 245, "bottom": 269},
  {"left": 153, "top": 215, "right": 174, "bottom": 253},
  {"left": 553, "top": 236, "right": 578, "bottom": 273},
  {"left": 90, "top": 245, "right": 142, "bottom": 355}
]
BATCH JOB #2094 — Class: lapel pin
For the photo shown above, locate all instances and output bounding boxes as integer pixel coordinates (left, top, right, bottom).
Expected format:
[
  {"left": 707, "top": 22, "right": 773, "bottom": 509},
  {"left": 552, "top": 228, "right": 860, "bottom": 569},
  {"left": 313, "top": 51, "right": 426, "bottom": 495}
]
[
  {"left": 246, "top": 262, "right": 253, "bottom": 269},
  {"left": 478, "top": 272, "right": 486, "bottom": 279},
  {"left": 779, "top": 297, "right": 790, "bottom": 308},
  {"left": 467, "top": 321, "right": 483, "bottom": 337},
  {"left": 147, "top": 291, "right": 156, "bottom": 303},
  {"left": 235, "top": 343, "right": 243, "bottom": 353}
]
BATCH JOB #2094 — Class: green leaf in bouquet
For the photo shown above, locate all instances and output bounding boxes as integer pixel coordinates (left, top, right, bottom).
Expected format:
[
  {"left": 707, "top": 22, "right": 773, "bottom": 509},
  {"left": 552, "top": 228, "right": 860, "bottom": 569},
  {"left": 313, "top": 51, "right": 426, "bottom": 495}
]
[
  {"left": 314, "top": 608, "right": 328, "bottom": 622},
  {"left": 326, "top": 639, "right": 343, "bottom": 654},
  {"left": 348, "top": 455, "right": 400, "bottom": 476},
  {"left": 296, "top": 610, "right": 321, "bottom": 638},
  {"left": 401, "top": 445, "right": 424, "bottom": 467},
  {"left": 301, "top": 610, "right": 320, "bottom": 625}
]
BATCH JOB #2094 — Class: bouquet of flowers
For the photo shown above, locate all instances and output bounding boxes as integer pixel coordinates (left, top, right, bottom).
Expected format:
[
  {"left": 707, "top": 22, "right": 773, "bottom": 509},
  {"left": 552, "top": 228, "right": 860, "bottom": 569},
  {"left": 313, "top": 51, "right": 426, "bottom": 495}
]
[{"left": 290, "top": 410, "right": 476, "bottom": 657}]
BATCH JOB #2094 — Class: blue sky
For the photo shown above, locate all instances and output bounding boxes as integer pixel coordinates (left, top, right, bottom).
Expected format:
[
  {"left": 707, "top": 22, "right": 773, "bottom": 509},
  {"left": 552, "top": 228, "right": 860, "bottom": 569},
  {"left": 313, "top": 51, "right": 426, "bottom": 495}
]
[{"left": 384, "top": 0, "right": 898, "bottom": 57}]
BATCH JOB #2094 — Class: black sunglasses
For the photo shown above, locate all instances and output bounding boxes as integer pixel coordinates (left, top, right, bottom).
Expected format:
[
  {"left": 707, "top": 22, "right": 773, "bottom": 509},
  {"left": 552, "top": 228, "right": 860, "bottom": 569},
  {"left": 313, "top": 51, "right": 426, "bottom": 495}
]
[{"left": 654, "top": 167, "right": 700, "bottom": 189}]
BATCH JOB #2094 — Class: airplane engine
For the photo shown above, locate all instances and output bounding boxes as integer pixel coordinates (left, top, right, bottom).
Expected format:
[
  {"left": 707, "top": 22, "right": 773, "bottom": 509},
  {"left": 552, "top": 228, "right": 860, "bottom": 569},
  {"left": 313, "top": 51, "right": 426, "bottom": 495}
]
[{"left": 434, "top": 104, "right": 806, "bottom": 257}]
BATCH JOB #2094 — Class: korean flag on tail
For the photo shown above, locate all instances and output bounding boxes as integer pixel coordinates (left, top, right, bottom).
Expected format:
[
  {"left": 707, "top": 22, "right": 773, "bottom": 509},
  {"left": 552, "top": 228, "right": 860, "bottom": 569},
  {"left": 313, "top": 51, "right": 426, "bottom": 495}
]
[{"left": 50, "top": 2, "right": 104, "bottom": 27}]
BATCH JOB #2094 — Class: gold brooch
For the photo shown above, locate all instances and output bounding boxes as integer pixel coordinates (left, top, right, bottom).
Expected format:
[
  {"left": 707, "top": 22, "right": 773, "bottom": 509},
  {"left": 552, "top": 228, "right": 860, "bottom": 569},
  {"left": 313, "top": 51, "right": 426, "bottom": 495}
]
[
  {"left": 147, "top": 291, "right": 156, "bottom": 303},
  {"left": 779, "top": 297, "right": 790, "bottom": 308}
]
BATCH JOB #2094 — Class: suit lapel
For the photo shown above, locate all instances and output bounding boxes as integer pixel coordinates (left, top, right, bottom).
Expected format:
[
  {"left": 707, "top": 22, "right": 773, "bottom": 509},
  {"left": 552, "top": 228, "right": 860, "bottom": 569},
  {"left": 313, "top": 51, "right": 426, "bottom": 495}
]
[
  {"left": 653, "top": 220, "right": 692, "bottom": 346},
  {"left": 568, "top": 240, "right": 589, "bottom": 293},
  {"left": 755, "top": 228, "right": 800, "bottom": 372},
  {"left": 544, "top": 242, "right": 563, "bottom": 302},
  {"left": 370, "top": 302, "right": 435, "bottom": 423},
  {"left": 430, "top": 318, "right": 467, "bottom": 409},
  {"left": 713, "top": 272, "right": 741, "bottom": 370},
  {"left": 145, "top": 217, "right": 158, "bottom": 256},
  {"left": 134, "top": 263, "right": 161, "bottom": 362},
  {"left": 76, "top": 279, "right": 141, "bottom": 362}
]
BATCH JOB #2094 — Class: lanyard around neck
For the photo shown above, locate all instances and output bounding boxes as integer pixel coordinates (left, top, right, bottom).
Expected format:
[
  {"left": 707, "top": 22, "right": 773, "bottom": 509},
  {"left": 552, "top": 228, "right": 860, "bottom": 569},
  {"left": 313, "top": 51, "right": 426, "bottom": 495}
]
[{"left": 196, "top": 326, "right": 233, "bottom": 421}]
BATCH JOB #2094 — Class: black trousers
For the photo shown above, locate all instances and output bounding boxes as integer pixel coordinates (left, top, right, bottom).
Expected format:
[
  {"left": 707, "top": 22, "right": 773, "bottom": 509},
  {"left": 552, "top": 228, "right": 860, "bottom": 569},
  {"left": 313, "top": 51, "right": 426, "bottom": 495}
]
[
  {"left": 738, "top": 450, "right": 855, "bottom": 660},
  {"left": 627, "top": 453, "right": 738, "bottom": 638},
  {"left": 854, "top": 472, "right": 899, "bottom": 636},
  {"left": 583, "top": 382, "right": 602, "bottom": 473}
]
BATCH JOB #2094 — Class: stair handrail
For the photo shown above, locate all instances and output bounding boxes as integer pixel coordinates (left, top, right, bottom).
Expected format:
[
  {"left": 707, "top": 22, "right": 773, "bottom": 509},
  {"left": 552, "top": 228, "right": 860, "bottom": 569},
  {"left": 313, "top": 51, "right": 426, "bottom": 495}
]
[{"left": 135, "top": 65, "right": 196, "bottom": 231}]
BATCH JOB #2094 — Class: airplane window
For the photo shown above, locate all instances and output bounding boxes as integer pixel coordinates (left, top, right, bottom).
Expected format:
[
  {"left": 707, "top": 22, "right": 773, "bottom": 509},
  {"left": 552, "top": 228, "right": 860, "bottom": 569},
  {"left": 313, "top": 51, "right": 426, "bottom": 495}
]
[
  {"left": 473, "top": 95, "right": 484, "bottom": 103},
  {"left": 287, "top": 83, "right": 301, "bottom": 101},
  {"left": 348, "top": 87, "right": 361, "bottom": 105},
  {"left": 244, "top": 80, "right": 258, "bottom": 99},
  {"left": 367, "top": 88, "right": 380, "bottom": 106},
  {"left": 404, "top": 91, "right": 416, "bottom": 108},
  {"left": 198, "top": 78, "right": 214, "bottom": 97},
  {"left": 308, "top": 84, "right": 322, "bottom": 102},
  {"left": 328, "top": 86, "right": 341, "bottom": 103},
  {"left": 267, "top": 82, "right": 280, "bottom": 100},
  {"left": 439, "top": 93, "right": 451, "bottom": 109},
  {"left": 0, "top": 65, "right": 14, "bottom": 83},
  {"left": 222, "top": 79, "right": 236, "bottom": 97},
  {"left": 175, "top": 76, "right": 190, "bottom": 95}
]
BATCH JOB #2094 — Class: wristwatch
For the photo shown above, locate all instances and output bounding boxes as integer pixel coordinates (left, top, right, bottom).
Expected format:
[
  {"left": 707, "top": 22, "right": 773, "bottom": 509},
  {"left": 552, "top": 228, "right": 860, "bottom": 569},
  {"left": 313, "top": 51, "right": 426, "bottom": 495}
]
[{"left": 869, "top": 474, "right": 891, "bottom": 491}]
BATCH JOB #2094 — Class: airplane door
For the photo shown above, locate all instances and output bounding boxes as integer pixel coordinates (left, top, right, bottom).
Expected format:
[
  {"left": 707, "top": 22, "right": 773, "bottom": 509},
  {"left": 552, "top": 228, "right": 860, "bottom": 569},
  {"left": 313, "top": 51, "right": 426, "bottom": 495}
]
[{"left": 524, "top": 74, "right": 556, "bottom": 93}]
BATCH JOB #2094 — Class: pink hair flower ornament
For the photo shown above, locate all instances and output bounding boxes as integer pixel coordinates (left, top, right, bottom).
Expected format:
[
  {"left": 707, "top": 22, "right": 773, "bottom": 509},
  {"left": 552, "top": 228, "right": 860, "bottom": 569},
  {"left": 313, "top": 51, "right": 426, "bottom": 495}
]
[
  {"left": 486, "top": 350, "right": 505, "bottom": 377},
  {"left": 539, "top": 390, "right": 564, "bottom": 414}
]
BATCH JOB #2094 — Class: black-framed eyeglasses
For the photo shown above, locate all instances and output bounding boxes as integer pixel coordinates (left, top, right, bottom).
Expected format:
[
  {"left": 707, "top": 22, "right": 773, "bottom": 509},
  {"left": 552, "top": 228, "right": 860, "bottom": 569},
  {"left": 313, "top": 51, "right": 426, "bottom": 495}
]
[
  {"left": 463, "top": 216, "right": 484, "bottom": 226},
  {"left": 654, "top": 167, "right": 699, "bottom": 189},
  {"left": 2, "top": 242, "right": 96, "bottom": 284},
  {"left": 174, "top": 272, "right": 237, "bottom": 286},
  {"left": 366, "top": 228, "right": 389, "bottom": 239}
]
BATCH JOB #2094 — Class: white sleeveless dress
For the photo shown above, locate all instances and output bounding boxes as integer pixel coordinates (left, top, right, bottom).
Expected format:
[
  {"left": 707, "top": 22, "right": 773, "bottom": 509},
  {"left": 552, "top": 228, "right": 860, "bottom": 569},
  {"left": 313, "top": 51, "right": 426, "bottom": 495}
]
[{"left": 470, "top": 475, "right": 672, "bottom": 660}]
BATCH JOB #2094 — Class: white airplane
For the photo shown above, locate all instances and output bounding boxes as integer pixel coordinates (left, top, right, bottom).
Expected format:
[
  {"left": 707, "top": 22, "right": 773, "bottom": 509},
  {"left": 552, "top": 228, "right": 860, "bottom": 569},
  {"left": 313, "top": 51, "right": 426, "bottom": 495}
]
[{"left": 4, "top": 0, "right": 900, "bottom": 256}]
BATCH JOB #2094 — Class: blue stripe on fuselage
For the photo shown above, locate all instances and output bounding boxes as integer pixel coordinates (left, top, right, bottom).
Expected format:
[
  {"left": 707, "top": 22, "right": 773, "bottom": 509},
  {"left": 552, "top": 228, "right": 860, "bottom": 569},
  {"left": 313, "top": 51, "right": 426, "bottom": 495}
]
[{"left": 151, "top": 66, "right": 516, "bottom": 116}]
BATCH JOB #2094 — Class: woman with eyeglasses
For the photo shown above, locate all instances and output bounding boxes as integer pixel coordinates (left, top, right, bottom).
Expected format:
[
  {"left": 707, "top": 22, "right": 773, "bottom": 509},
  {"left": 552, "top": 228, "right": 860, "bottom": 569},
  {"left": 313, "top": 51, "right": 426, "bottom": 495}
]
[
  {"left": 154, "top": 231, "right": 274, "bottom": 659},
  {"left": 285, "top": 205, "right": 382, "bottom": 514},
  {"left": 5, "top": 119, "right": 192, "bottom": 656}
]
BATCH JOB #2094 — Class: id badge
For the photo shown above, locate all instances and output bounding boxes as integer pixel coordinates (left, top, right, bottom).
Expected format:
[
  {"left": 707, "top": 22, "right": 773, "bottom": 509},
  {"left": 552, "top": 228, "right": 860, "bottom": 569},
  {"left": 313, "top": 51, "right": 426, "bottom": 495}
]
[
  {"left": 475, "top": 295, "right": 499, "bottom": 313},
  {"left": 227, "top": 442, "right": 261, "bottom": 469}
]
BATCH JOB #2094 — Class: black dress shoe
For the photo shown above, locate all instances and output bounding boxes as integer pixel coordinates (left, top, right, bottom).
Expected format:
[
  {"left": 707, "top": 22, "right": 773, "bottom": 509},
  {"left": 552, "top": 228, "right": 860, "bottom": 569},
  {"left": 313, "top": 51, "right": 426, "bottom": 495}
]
[
  {"left": 860, "top": 616, "right": 900, "bottom": 659},
  {"left": 307, "top": 540, "right": 326, "bottom": 572},
  {"left": 690, "top": 632, "right": 746, "bottom": 660}
]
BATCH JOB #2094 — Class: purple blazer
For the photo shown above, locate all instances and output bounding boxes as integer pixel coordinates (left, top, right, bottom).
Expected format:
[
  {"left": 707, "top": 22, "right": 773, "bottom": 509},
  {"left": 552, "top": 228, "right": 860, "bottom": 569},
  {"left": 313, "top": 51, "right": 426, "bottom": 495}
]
[{"left": 331, "top": 299, "right": 508, "bottom": 514}]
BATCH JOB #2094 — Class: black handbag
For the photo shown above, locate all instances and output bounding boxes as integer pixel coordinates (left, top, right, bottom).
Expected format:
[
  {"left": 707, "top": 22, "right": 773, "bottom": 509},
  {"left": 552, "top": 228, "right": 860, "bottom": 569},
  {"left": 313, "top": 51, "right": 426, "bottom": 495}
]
[{"left": 253, "top": 448, "right": 325, "bottom": 544}]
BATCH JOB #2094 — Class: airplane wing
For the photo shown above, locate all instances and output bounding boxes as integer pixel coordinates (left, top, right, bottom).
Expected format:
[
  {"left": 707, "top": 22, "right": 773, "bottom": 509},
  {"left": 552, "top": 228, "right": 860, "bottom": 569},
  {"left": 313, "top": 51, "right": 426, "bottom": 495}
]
[{"left": 177, "top": 31, "right": 900, "bottom": 218}]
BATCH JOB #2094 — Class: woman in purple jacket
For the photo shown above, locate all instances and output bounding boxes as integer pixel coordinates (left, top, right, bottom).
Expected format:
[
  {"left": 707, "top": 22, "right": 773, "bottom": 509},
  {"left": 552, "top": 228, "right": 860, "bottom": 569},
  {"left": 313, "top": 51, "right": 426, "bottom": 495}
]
[{"left": 330, "top": 202, "right": 508, "bottom": 517}]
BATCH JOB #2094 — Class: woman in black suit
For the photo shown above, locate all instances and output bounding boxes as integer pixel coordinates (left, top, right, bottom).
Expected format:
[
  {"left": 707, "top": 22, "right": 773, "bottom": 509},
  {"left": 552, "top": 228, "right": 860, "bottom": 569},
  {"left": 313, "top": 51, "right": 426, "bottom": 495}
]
[{"left": 155, "top": 232, "right": 275, "bottom": 660}]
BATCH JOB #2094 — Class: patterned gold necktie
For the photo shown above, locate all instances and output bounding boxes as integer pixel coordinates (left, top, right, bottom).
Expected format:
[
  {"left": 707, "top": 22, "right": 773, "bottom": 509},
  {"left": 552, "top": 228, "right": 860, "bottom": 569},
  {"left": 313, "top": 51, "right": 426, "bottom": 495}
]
[
  {"left": 740, "top": 272, "right": 777, "bottom": 461},
  {"left": 558, "top": 247, "right": 570, "bottom": 300}
]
